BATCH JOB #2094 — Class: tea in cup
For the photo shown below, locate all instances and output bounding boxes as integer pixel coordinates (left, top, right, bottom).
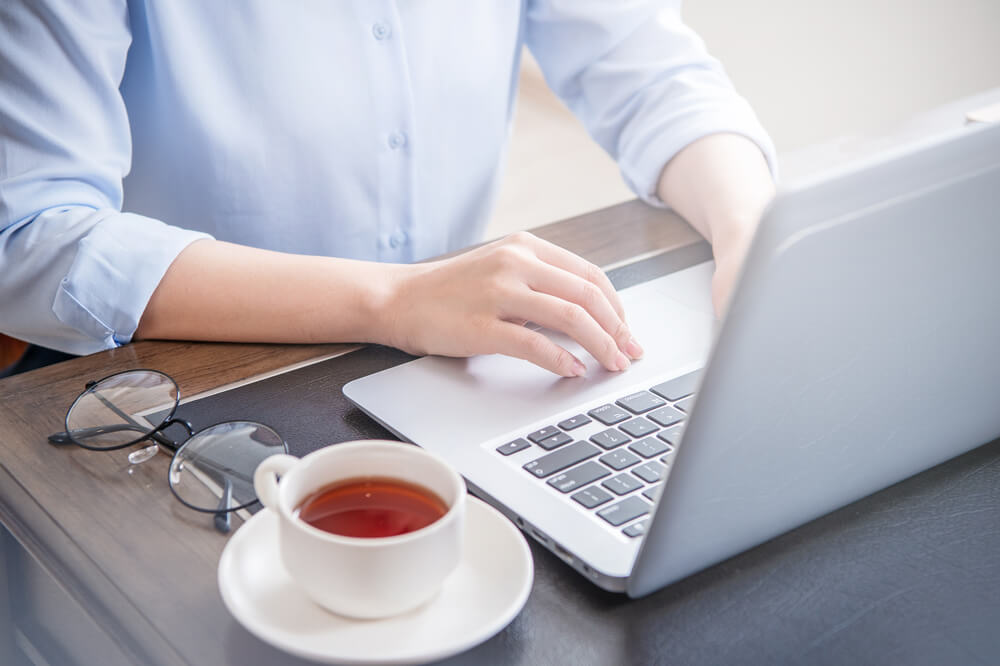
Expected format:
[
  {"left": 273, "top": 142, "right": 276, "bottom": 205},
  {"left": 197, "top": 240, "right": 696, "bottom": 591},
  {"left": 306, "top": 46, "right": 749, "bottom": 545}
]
[{"left": 253, "top": 440, "right": 467, "bottom": 619}]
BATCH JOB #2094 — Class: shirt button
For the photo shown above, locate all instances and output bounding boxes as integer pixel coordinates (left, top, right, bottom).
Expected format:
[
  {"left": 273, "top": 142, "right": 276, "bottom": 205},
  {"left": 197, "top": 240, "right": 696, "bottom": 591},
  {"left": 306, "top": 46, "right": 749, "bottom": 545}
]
[
  {"left": 372, "top": 22, "right": 392, "bottom": 40},
  {"left": 389, "top": 230, "right": 408, "bottom": 249},
  {"left": 387, "top": 130, "right": 407, "bottom": 150}
]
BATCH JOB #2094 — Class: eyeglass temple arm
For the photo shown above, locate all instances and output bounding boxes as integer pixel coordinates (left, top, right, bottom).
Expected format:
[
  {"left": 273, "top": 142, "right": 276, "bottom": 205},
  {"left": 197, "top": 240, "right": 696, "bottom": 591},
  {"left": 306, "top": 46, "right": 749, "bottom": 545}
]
[
  {"left": 214, "top": 479, "right": 233, "bottom": 534},
  {"left": 47, "top": 423, "right": 177, "bottom": 448}
]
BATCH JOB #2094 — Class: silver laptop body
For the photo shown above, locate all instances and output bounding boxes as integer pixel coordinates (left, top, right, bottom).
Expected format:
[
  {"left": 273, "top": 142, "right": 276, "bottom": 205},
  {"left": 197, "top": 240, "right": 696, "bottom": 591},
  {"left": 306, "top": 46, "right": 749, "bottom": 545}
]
[{"left": 344, "top": 122, "right": 1000, "bottom": 597}]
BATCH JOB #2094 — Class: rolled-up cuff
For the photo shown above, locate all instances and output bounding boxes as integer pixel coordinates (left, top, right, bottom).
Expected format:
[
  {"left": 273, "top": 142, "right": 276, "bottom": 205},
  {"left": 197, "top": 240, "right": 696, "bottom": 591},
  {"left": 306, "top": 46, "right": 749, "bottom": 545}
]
[
  {"left": 52, "top": 212, "right": 212, "bottom": 350},
  {"left": 619, "top": 106, "right": 779, "bottom": 208}
]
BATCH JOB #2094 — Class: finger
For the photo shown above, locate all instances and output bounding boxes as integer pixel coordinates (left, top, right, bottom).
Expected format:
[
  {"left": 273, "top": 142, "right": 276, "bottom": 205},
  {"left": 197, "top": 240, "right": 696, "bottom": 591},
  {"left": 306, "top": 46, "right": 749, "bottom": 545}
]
[
  {"left": 501, "top": 289, "right": 630, "bottom": 373},
  {"left": 513, "top": 233, "right": 627, "bottom": 323},
  {"left": 524, "top": 260, "right": 641, "bottom": 359},
  {"left": 490, "top": 321, "right": 587, "bottom": 377}
]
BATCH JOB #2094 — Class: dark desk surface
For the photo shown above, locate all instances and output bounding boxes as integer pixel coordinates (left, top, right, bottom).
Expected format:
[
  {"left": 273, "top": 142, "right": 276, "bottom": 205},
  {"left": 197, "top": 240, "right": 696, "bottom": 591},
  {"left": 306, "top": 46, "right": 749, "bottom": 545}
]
[{"left": 2, "top": 197, "right": 999, "bottom": 666}]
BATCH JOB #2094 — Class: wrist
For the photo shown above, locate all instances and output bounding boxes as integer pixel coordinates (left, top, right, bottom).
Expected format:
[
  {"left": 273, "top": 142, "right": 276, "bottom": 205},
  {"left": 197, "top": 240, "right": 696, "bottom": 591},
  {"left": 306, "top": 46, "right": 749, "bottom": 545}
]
[{"left": 361, "top": 261, "right": 421, "bottom": 349}]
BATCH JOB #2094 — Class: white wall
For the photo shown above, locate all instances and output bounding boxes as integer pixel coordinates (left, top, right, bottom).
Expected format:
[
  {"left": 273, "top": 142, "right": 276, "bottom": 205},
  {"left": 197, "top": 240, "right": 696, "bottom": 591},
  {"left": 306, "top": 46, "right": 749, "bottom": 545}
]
[
  {"left": 685, "top": 0, "right": 1000, "bottom": 153},
  {"left": 487, "top": 0, "right": 1000, "bottom": 238}
]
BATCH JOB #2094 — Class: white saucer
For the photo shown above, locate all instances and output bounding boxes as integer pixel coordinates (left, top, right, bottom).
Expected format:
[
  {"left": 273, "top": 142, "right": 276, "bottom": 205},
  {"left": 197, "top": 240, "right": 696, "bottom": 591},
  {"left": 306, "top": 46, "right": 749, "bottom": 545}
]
[{"left": 218, "top": 496, "right": 534, "bottom": 664}]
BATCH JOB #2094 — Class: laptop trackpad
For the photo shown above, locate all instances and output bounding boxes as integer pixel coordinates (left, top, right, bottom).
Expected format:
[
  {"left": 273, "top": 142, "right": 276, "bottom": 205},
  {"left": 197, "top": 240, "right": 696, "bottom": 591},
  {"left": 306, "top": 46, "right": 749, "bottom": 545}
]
[{"left": 351, "top": 263, "right": 717, "bottom": 448}]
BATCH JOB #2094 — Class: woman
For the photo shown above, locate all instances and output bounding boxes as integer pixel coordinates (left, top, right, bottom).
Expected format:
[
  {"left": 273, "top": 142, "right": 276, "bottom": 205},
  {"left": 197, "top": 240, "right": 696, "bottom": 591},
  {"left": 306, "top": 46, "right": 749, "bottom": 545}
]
[{"left": 0, "top": 1, "right": 775, "bottom": 376}]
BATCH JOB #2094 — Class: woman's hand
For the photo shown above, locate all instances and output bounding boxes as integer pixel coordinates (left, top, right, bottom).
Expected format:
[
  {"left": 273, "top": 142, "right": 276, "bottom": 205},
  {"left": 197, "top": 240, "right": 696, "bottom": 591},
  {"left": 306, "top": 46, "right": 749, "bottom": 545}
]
[{"left": 378, "top": 232, "right": 643, "bottom": 377}]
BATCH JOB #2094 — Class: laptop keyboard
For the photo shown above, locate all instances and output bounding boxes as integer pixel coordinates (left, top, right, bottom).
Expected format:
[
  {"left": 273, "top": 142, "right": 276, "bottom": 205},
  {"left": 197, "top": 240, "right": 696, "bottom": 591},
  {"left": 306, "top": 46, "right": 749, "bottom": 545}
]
[{"left": 495, "top": 370, "right": 702, "bottom": 539}]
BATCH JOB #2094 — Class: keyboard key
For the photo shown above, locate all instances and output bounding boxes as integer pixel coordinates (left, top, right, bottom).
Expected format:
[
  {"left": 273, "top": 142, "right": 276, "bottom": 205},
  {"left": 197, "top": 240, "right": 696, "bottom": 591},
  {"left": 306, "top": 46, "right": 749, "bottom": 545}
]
[
  {"left": 657, "top": 424, "right": 685, "bottom": 445},
  {"left": 536, "top": 431, "right": 572, "bottom": 450},
  {"left": 629, "top": 437, "right": 669, "bottom": 458},
  {"left": 547, "top": 461, "right": 611, "bottom": 493},
  {"left": 496, "top": 438, "right": 531, "bottom": 456},
  {"left": 588, "top": 404, "right": 631, "bottom": 425},
  {"left": 647, "top": 405, "right": 684, "bottom": 427},
  {"left": 590, "top": 428, "right": 630, "bottom": 450},
  {"left": 599, "top": 449, "right": 641, "bottom": 471},
  {"left": 523, "top": 441, "right": 599, "bottom": 478},
  {"left": 597, "top": 496, "right": 651, "bottom": 526},
  {"left": 602, "top": 473, "right": 643, "bottom": 496},
  {"left": 571, "top": 485, "right": 613, "bottom": 509},
  {"left": 642, "top": 484, "right": 662, "bottom": 502},
  {"left": 619, "top": 417, "right": 658, "bottom": 438},
  {"left": 633, "top": 461, "right": 666, "bottom": 484},
  {"left": 527, "top": 426, "right": 560, "bottom": 444},
  {"left": 623, "top": 519, "right": 651, "bottom": 538},
  {"left": 674, "top": 396, "right": 696, "bottom": 413},
  {"left": 558, "top": 414, "right": 592, "bottom": 431},
  {"left": 615, "top": 391, "right": 666, "bottom": 414},
  {"left": 650, "top": 371, "right": 702, "bottom": 401}
]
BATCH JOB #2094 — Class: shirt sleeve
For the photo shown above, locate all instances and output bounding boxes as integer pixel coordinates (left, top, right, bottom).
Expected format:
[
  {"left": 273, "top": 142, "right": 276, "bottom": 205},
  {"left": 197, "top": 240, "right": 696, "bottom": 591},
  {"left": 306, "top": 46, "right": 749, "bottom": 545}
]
[
  {"left": 0, "top": 0, "right": 211, "bottom": 355},
  {"left": 524, "top": 0, "right": 778, "bottom": 205}
]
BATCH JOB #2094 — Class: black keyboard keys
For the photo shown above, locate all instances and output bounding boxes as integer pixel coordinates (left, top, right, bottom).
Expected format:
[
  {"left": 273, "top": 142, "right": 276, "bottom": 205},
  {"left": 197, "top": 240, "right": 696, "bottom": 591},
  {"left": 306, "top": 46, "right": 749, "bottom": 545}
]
[
  {"left": 597, "top": 496, "right": 651, "bottom": 526},
  {"left": 558, "top": 414, "right": 592, "bottom": 431},
  {"left": 602, "top": 473, "right": 643, "bottom": 495},
  {"left": 547, "top": 461, "right": 610, "bottom": 493},
  {"left": 619, "top": 417, "right": 658, "bottom": 438},
  {"left": 536, "top": 431, "right": 572, "bottom": 450},
  {"left": 496, "top": 438, "right": 531, "bottom": 456},
  {"left": 629, "top": 437, "right": 669, "bottom": 458},
  {"left": 642, "top": 484, "right": 662, "bottom": 502},
  {"left": 527, "top": 426, "right": 560, "bottom": 444},
  {"left": 572, "top": 485, "right": 613, "bottom": 509},
  {"left": 616, "top": 391, "right": 666, "bottom": 414},
  {"left": 633, "top": 461, "right": 666, "bottom": 484},
  {"left": 623, "top": 518, "right": 650, "bottom": 537},
  {"left": 588, "top": 404, "right": 630, "bottom": 425},
  {"left": 590, "top": 428, "right": 630, "bottom": 450},
  {"left": 523, "top": 441, "right": 599, "bottom": 478},
  {"left": 647, "top": 405, "right": 684, "bottom": 427},
  {"left": 599, "top": 449, "right": 641, "bottom": 471},
  {"left": 657, "top": 424, "right": 685, "bottom": 446},
  {"left": 674, "top": 396, "right": 696, "bottom": 413},
  {"left": 650, "top": 371, "right": 702, "bottom": 401}
]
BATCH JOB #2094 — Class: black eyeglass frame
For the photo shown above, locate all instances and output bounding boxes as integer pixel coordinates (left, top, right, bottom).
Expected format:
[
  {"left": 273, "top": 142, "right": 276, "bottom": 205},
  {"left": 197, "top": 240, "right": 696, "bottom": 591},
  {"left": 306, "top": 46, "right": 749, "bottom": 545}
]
[{"left": 48, "top": 368, "right": 288, "bottom": 532}]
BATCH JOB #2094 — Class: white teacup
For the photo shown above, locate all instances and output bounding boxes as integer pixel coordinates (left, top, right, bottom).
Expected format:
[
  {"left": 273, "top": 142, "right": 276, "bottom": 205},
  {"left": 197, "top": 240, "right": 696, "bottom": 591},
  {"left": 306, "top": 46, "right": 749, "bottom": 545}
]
[{"left": 253, "top": 440, "right": 467, "bottom": 619}]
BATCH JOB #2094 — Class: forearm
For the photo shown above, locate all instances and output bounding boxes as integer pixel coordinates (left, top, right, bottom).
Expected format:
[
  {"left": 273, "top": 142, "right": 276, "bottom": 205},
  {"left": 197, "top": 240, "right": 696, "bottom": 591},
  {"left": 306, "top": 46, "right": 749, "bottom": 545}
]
[
  {"left": 656, "top": 133, "right": 776, "bottom": 313},
  {"left": 137, "top": 232, "right": 639, "bottom": 378},
  {"left": 134, "top": 240, "right": 401, "bottom": 345},
  {"left": 656, "top": 133, "right": 776, "bottom": 260}
]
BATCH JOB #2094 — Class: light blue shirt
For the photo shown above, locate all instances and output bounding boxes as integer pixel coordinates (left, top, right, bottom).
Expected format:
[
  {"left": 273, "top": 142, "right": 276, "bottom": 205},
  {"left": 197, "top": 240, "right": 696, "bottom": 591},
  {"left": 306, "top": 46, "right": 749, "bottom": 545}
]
[{"left": 0, "top": 0, "right": 776, "bottom": 355}]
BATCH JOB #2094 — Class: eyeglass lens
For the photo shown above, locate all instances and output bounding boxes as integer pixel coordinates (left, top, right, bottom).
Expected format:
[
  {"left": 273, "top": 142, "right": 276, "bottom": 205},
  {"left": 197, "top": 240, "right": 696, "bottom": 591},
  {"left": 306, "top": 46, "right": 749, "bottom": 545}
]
[
  {"left": 169, "top": 421, "right": 286, "bottom": 513},
  {"left": 65, "top": 370, "right": 178, "bottom": 449}
]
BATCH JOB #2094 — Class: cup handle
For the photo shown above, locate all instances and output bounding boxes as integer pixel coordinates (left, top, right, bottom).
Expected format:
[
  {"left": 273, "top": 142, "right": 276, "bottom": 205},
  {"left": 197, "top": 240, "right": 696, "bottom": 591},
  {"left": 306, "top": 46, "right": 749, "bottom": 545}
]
[{"left": 253, "top": 453, "right": 298, "bottom": 511}]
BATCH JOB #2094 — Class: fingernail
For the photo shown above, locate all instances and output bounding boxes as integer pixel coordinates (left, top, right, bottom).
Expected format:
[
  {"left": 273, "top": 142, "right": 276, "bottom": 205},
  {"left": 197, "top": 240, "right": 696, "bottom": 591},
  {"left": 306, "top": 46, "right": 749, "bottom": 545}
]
[
  {"left": 572, "top": 360, "right": 587, "bottom": 377},
  {"left": 626, "top": 337, "right": 644, "bottom": 359},
  {"left": 615, "top": 352, "right": 630, "bottom": 372}
]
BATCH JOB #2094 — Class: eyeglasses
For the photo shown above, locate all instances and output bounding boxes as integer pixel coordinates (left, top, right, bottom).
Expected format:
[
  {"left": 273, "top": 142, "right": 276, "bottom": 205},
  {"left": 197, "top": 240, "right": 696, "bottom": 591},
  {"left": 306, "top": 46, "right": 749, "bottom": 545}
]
[{"left": 48, "top": 369, "right": 287, "bottom": 533}]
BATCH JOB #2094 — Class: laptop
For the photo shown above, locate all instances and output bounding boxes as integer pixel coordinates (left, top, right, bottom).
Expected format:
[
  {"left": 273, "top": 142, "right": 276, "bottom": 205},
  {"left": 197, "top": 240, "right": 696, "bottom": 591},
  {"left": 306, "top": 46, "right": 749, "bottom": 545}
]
[{"left": 344, "top": 121, "right": 1000, "bottom": 597}]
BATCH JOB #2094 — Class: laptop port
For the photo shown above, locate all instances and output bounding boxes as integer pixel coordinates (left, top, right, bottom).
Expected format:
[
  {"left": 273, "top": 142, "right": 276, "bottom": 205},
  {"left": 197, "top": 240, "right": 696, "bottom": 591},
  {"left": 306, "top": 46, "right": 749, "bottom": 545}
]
[
  {"left": 551, "top": 541, "right": 574, "bottom": 565},
  {"left": 528, "top": 526, "right": 549, "bottom": 545}
]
